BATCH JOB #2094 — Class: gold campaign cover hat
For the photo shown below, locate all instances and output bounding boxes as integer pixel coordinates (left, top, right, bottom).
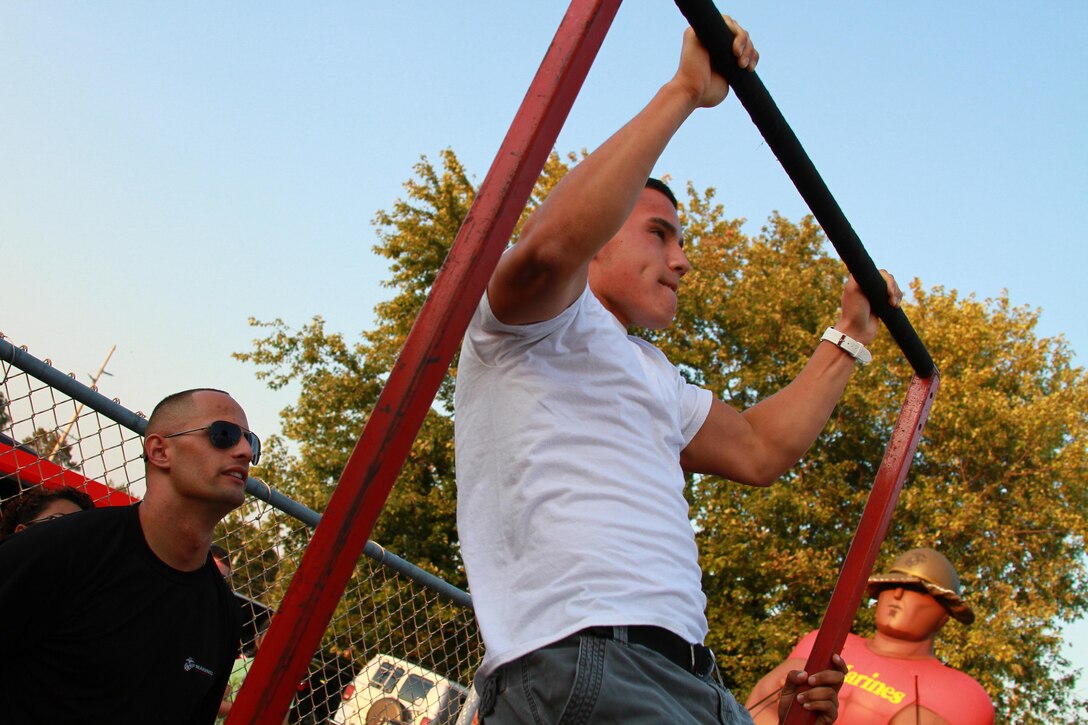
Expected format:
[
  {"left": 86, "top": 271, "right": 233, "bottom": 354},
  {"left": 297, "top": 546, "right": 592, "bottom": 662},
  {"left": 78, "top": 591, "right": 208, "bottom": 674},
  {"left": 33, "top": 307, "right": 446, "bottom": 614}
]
[{"left": 867, "top": 547, "right": 975, "bottom": 625}]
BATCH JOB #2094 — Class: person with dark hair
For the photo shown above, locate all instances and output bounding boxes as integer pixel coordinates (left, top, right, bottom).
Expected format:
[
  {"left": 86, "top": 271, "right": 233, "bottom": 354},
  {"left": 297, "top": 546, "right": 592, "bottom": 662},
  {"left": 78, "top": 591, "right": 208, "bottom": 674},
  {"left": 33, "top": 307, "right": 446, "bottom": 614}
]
[
  {"left": 745, "top": 548, "right": 994, "bottom": 724},
  {"left": 210, "top": 542, "right": 232, "bottom": 583},
  {"left": 0, "top": 485, "right": 94, "bottom": 540},
  {"left": 0, "top": 388, "right": 257, "bottom": 723},
  {"left": 455, "top": 12, "right": 899, "bottom": 724}
]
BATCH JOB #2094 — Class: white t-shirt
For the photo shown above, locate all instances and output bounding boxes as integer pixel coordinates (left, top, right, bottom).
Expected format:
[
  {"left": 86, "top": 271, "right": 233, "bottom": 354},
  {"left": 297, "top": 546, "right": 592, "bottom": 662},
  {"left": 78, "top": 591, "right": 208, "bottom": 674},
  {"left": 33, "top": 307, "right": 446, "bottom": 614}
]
[{"left": 455, "top": 285, "right": 714, "bottom": 677}]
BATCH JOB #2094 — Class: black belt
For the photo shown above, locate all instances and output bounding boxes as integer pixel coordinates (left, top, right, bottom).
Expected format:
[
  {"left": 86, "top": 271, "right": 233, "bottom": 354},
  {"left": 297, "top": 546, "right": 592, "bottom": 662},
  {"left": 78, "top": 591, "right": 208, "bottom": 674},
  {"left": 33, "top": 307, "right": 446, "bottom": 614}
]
[{"left": 581, "top": 626, "right": 715, "bottom": 677}]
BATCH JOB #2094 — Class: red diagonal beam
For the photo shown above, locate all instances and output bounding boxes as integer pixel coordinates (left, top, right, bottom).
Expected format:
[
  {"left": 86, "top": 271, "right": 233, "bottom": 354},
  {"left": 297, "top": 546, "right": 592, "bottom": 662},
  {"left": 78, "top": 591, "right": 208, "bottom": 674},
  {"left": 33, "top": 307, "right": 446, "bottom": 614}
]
[
  {"left": 783, "top": 371, "right": 940, "bottom": 725},
  {"left": 227, "top": 1, "right": 623, "bottom": 721},
  {"left": 0, "top": 440, "right": 137, "bottom": 507}
]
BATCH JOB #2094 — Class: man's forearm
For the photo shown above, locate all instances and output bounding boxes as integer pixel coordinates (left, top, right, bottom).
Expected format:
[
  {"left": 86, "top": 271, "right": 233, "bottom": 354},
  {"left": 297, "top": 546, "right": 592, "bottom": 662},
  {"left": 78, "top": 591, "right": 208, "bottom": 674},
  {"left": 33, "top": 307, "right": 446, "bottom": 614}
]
[
  {"left": 488, "top": 80, "right": 700, "bottom": 325},
  {"left": 740, "top": 341, "right": 859, "bottom": 478},
  {"left": 522, "top": 80, "right": 700, "bottom": 257}
]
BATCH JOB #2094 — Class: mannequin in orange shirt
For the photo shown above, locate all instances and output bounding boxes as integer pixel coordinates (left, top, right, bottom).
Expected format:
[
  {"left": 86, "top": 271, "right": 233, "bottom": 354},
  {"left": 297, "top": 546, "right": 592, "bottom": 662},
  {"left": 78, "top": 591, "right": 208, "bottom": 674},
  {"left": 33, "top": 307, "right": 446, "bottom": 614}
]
[{"left": 746, "top": 548, "right": 994, "bottom": 724}]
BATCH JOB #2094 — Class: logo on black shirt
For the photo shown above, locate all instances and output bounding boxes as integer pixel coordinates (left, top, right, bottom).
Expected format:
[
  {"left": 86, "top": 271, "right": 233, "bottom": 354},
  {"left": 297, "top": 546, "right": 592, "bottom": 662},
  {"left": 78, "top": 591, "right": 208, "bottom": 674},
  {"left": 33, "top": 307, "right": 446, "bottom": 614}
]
[{"left": 183, "top": 657, "right": 215, "bottom": 677}]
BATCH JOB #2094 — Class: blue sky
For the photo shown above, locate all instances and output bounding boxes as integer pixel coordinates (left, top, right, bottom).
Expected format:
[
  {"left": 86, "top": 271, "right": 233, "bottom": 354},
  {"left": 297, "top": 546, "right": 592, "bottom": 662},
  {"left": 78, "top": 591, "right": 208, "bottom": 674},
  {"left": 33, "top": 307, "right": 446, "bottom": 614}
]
[{"left": 3, "top": 1, "right": 1086, "bottom": 699}]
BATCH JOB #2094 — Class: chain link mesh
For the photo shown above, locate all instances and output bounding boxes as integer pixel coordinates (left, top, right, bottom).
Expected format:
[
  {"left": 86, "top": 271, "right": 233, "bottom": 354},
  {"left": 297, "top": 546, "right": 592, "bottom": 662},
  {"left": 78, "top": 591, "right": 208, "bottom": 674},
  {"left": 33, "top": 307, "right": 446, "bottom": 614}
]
[{"left": 0, "top": 336, "right": 483, "bottom": 724}]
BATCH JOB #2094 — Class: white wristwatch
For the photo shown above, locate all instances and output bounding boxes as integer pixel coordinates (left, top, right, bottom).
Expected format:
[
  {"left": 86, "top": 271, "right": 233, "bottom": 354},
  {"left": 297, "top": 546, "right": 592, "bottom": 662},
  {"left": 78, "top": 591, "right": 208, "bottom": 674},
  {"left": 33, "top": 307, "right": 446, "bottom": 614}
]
[{"left": 821, "top": 327, "right": 872, "bottom": 365}]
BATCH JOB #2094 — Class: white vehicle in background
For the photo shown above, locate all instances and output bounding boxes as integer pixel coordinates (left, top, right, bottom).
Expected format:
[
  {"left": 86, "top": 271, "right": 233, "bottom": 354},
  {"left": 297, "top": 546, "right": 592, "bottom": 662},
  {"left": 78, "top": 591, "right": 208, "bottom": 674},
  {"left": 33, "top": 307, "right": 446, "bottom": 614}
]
[{"left": 332, "top": 655, "right": 468, "bottom": 725}]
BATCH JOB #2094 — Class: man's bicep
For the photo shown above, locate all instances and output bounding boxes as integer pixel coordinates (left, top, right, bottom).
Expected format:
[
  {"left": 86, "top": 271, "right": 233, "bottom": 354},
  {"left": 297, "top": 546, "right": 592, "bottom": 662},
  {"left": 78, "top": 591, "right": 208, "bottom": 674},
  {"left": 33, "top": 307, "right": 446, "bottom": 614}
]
[
  {"left": 486, "top": 236, "right": 589, "bottom": 326},
  {"left": 680, "top": 398, "right": 771, "bottom": 486}
]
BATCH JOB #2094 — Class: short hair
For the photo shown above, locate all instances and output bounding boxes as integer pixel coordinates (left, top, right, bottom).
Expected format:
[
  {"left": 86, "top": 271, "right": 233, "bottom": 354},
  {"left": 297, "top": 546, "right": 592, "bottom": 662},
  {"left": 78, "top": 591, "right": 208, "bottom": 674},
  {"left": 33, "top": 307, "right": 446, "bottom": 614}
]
[
  {"left": 146, "top": 388, "right": 230, "bottom": 435},
  {"left": 645, "top": 177, "right": 678, "bottom": 210},
  {"left": 0, "top": 486, "right": 95, "bottom": 540}
]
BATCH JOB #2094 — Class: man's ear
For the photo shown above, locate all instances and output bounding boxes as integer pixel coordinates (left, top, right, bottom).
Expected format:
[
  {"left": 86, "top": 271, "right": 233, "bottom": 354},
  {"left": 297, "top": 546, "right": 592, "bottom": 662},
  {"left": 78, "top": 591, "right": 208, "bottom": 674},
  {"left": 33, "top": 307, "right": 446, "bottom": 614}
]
[{"left": 144, "top": 434, "right": 170, "bottom": 468}]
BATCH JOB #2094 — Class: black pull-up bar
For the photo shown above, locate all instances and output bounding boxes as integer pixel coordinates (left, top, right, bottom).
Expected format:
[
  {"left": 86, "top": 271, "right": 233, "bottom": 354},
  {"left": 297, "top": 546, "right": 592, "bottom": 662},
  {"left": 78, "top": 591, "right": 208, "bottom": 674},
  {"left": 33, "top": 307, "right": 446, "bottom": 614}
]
[{"left": 675, "top": 0, "right": 935, "bottom": 377}]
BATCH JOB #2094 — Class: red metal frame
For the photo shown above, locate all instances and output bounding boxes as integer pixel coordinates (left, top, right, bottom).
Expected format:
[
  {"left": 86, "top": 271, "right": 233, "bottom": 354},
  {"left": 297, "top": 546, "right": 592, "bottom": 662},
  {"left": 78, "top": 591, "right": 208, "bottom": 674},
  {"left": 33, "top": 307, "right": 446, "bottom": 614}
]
[
  {"left": 0, "top": 439, "right": 138, "bottom": 507},
  {"left": 782, "top": 371, "right": 940, "bottom": 725},
  {"left": 227, "top": 2, "right": 623, "bottom": 721},
  {"left": 227, "top": 3, "right": 942, "bottom": 720}
]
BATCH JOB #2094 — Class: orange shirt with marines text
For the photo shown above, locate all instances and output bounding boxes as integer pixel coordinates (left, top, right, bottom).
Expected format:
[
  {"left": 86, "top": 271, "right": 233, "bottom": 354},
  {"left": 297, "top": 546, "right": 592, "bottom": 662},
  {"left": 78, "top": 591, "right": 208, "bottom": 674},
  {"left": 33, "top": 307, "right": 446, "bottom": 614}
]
[{"left": 790, "top": 631, "right": 994, "bottom": 724}]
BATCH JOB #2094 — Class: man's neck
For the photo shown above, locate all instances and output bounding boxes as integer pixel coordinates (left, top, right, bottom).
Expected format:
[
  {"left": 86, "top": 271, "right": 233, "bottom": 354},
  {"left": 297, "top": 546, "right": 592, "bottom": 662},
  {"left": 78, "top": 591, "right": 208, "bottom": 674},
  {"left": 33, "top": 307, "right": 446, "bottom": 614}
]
[
  {"left": 866, "top": 631, "right": 938, "bottom": 660},
  {"left": 138, "top": 496, "right": 220, "bottom": 572}
]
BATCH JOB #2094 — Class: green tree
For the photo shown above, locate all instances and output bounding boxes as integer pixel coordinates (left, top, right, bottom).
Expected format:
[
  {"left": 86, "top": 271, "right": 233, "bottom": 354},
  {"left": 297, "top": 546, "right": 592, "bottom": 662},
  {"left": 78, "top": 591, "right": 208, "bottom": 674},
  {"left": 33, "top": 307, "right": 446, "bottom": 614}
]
[
  {"left": 236, "top": 149, "right": 573, "bottom": 585},
  {"left": 241, "top": 150, "right": 1088, "bottom": 720},
  {"left": 235, "top": 150, "right": 572, "bottom": 665},
  {"left": 651, "top": 201, "right": 1088, "bottom": 721},
  {"left": 22, "top": 427, "right": 79, "bottom": 469},
  {"left": 215, "top": 503, "right": 282, "bottom": 603}
]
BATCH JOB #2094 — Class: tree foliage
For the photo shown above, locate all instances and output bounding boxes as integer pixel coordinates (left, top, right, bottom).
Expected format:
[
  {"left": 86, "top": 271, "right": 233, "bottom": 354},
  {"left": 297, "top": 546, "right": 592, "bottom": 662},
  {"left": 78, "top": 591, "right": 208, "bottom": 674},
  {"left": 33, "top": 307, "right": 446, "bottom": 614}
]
[
  {"left": 654, "top": 199, "right": 1088, "bottom": 721},
  {"left": 240, "top": 149, "right": 1088, "bottom": 721},
  {"left": 22, "top": 427, "right": 78, "bottom": 469},
  {"left": 234, "top": 150, "right": 571, "bottom": 663}
]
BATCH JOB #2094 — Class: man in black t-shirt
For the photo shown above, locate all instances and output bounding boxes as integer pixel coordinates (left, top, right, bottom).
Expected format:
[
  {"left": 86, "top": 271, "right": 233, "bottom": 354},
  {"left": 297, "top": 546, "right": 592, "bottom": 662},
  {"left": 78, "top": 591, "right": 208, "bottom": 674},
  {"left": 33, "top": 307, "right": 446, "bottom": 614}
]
[{"left": 0, "top": 388, "right": 258, "bottom": 723}]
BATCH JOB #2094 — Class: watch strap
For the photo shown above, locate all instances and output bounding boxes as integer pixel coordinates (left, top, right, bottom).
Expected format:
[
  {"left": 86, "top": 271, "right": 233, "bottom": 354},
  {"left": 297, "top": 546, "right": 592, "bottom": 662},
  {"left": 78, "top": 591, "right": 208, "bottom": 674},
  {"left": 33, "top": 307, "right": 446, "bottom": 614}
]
[{"left": 821, "top": 327, "right": 872, "bottom": 365}]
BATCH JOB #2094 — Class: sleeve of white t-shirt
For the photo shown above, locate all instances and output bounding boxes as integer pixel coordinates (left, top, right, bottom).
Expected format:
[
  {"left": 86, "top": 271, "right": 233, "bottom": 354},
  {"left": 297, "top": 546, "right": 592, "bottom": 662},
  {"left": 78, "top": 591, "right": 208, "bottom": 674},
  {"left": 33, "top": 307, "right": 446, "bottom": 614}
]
[
  {"left": 466, "top": 285, "right": 591, "bottom": 365},
  {"left": 676, "top": 373, "right": 713, "bottom": 446}
]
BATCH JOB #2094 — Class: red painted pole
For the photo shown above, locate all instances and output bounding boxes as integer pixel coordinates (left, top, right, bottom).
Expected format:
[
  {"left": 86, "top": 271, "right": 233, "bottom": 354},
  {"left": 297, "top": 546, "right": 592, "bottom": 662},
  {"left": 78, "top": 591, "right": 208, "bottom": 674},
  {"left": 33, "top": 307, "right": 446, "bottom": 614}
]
[
  {"left": 226, "top": 2, "right": 623, "bottom": 722},
  {"left": 0, "top": 441, "right": 138, "bottom": 507},
  {"left": 782, "top": 371, "right": 940, "bottom": 725}
]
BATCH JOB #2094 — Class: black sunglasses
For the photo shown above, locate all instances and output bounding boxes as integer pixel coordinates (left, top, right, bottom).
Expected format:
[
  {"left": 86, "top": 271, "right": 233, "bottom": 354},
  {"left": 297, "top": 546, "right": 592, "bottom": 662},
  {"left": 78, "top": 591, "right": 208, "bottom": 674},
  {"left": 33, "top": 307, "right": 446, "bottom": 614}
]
[
  {"left": 24, "top": 513, "right": 71, "bottom": 527},
  {"left": 162, "top": 421, "right": 261, "bottom": 465},
  {"left": 878, "top": 582, "right": 930, "bottom": 596}
]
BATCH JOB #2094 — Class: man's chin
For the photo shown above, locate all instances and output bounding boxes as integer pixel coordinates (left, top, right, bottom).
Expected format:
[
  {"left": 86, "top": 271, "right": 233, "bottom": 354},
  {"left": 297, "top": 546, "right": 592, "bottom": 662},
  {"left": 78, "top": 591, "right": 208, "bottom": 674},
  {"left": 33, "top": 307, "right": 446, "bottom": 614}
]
[
  {"left": 226, "top": 488, "right": 247, "bottom": 508},
  {"left": 643, "top": 313, "right": 676, "bottom": 331},
  {"left": 213, "top": 484, "right": 247, "bottom": 510}
]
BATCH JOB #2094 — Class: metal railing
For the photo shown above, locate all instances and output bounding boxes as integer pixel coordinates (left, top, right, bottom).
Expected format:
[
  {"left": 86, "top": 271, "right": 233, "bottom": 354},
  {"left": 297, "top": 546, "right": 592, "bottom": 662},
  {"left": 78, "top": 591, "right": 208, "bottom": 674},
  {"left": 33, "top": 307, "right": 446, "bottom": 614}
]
[{"left": 0, "top": 334, "right": 481, "bottom": 724}]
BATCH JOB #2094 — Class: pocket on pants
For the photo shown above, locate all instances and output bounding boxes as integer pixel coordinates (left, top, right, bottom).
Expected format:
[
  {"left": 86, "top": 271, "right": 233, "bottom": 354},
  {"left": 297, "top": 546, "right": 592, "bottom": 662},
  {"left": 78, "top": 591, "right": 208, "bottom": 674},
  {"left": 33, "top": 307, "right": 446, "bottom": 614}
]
[
  {"left": 494, "top": 633, "right": 608, "bottom": 725},
  {"left": 553, "top": 634, "right": 607, "bottom": 725}
]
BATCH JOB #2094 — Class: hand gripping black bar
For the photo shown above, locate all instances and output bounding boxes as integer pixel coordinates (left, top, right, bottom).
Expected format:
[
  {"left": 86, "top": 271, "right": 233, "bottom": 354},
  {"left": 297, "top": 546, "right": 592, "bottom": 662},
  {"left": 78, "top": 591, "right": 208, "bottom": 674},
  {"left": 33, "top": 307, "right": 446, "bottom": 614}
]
[{"left": 674, "top": 0, "right": 935, "bottom": 377}]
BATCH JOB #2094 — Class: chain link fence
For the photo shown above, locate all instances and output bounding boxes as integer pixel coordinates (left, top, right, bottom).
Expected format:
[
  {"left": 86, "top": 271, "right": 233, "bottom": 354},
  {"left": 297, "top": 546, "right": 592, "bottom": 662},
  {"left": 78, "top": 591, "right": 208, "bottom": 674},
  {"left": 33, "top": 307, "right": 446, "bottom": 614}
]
[{"left": 0, "top": 334, "right": 483, "bottom": 724}]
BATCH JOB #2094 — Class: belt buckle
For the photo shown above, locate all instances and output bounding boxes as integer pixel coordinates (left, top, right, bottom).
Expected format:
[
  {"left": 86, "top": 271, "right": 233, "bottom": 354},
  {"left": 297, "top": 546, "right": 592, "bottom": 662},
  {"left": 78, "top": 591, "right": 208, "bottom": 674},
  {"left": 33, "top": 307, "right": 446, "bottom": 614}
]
[{"left": 692, "top": 644, "right": 714, "bottom": 678}]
